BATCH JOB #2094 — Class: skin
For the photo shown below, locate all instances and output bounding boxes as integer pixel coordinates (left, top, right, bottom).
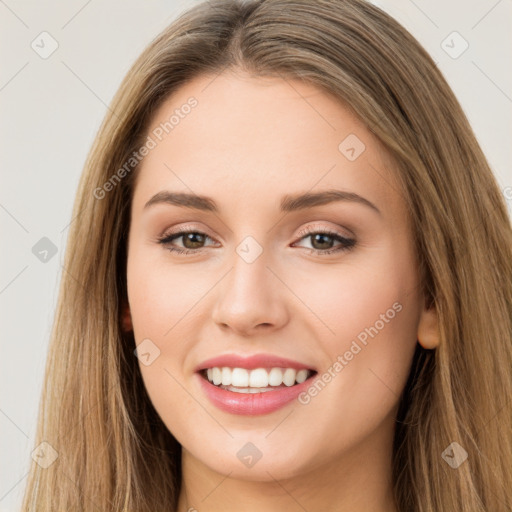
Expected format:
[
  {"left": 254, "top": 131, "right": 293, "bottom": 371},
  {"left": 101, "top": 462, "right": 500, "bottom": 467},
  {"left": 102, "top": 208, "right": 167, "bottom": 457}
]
[{"left": 123, "top": 69, "right": 439, "bottom": 512}]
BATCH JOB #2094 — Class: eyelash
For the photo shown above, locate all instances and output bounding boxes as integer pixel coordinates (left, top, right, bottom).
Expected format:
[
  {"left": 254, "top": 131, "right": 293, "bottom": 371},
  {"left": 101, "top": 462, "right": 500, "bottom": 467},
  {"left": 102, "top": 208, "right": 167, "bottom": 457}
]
[{"left": 156, "top": 225, "right": 356, "bottom": 257}]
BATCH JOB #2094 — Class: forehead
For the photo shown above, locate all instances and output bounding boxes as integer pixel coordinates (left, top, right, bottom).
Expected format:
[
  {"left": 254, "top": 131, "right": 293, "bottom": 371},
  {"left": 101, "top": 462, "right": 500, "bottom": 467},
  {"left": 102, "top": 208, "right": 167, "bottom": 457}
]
[{"left": 131, "top": 70, "right": 402, "bottom": 218}]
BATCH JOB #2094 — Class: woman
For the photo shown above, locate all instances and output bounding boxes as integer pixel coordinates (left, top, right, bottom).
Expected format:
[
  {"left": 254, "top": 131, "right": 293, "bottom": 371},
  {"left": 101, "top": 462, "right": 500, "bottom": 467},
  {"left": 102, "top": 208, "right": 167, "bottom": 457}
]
[{"left": 21, "top": 0, "right": 512, "bottom": 510}]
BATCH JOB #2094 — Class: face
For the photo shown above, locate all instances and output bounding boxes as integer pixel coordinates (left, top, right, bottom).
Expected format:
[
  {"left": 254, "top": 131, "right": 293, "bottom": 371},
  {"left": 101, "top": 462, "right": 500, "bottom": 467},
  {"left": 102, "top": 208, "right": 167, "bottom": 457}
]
[{"left": 125, "top": 69, "right": 429, "bottom": 482}]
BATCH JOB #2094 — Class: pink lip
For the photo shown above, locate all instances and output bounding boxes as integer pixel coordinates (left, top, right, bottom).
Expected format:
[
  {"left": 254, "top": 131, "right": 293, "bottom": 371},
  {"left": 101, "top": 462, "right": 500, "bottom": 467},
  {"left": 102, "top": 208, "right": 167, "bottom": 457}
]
[
  {"left": 195, "top": 353, "right": 316, "bottom": 372},
  {"left": 194, "top": 353, "right": 317, "bottom": 415},
  {"left": 196, "top": 372, "right": 316, "bottom": 415}
]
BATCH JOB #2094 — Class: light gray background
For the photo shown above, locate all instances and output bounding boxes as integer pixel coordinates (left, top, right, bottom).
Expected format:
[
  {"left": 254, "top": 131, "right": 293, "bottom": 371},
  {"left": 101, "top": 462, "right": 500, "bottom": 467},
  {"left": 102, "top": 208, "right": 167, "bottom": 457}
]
[{"left": 1, "top": 1, "right": 511, "bottom": 510}]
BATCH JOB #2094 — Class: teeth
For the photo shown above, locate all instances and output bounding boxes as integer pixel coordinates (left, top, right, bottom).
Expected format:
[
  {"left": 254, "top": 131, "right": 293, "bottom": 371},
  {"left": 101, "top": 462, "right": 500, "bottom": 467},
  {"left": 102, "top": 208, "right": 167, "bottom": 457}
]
[
  {"left": 249, "top": 368, "right": 268, "bottom": 387},
  {"left": 268, "top": 368, "right": 283, "bottom": 386},
  {"left": 224, "top": 386, "right": 276, "bottom": 394},
  {"left": 212, "top": 367, "right": 222, "bottom": 385},
  {"left": 204, "top": 367, "right": 312, "bottom": 388},
  {"left": 282, "top": 368, "right": 296, "bottom": 386},
  {"left": 296, "top": 369, "right": 308, "bottom": 383},
  {"left": 221, "top": 367, "right": 232, "bottom": 386},
  {"left": 231, "top": 368, "right": 249, "bottom": 387}
]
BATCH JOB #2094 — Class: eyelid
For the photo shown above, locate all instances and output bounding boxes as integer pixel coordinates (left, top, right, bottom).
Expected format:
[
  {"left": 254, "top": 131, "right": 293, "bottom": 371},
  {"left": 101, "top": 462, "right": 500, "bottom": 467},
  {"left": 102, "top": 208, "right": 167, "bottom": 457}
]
[
  {"left": 158, "top": 223, "right": 216, "bottom": 240},
  {"left": 156, "top": 222, "right": 356, "bottom": 259},
  {"left": 158, "top": 222, "right": 352, "bottom": 244},
  {"left": 295, "top": 222, "right": 354, "bottom": 240}
]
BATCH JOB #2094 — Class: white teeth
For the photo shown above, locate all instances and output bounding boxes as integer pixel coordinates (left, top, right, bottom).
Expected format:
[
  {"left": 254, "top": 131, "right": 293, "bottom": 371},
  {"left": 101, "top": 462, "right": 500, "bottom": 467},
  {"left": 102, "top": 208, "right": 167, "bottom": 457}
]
[
  {"left": 268, "top": 368, "right": 283, "bottom": 386},
  {"left": 204, "top": 366, "right": 312, "bottom": 388},
  {"left": 249, "top": 368, "right": 269, "bottom": 387},
  {"left": 212, "top": 367, "right": 222, "bottom": 385},
  {"left": 231, "top": 368, "right": 249, "bottom": 387},
  {"left": 296, "top": 369, "right": 308, "bottom": 384},
  {"left": 223, "top": 386, "right": 276, "bottom": 393},
  {"left": 282, "top": 368, "right": 296, "bottom": 387},
  {"left": 221, "top": 367, "right": 232, "bottom": 386}
]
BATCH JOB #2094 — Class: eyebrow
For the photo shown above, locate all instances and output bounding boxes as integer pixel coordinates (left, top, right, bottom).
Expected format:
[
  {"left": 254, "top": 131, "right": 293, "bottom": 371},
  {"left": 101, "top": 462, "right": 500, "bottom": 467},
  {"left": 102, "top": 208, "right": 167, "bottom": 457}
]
[{"left": 143, "top": 189, "right": 381, "bottom": 215}]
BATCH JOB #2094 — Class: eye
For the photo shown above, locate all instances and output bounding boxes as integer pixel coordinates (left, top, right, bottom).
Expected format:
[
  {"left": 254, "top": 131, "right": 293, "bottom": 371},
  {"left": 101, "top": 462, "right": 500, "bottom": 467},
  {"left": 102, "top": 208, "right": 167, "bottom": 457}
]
[
  {"left": 292, "top": 225, "right": 356, "bottom": 256},
  {"left": 156, "top": 228, "right": 217, "bottom": 255},
  {"left": 156, "top": 225, "right": 356, "bottom": 256}
]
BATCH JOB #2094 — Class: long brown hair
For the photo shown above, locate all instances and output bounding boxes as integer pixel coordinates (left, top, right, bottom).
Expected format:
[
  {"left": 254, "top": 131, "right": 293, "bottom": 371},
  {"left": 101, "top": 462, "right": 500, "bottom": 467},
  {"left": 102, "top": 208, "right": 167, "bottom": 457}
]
[{"left": 21, "top": 0, "right": 512, "bottom": 510}]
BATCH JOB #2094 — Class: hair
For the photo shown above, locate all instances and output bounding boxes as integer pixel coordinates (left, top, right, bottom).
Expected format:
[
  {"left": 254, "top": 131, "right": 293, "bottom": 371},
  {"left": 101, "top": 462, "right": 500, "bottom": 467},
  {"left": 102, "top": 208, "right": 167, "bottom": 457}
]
[{"left": 21, "top": 0, "right": 512, "bottom": 510}]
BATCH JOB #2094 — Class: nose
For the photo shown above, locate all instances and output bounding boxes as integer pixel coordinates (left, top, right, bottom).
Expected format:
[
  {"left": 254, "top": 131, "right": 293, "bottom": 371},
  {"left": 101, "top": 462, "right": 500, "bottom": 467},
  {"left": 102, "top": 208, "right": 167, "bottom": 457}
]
[{"left": 211, "top": 248, "right": 290, "bottom": 337}]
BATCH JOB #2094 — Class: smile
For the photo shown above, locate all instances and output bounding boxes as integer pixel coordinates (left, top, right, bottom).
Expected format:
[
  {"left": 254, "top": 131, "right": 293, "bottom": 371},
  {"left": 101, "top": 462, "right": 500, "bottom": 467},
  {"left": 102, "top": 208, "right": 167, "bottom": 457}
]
[
  {"left": 195, "top": 354, "right": 318, "bottom": 415},
  {"left": 203, "top": 366, "right": 313, "bottom": 391}
]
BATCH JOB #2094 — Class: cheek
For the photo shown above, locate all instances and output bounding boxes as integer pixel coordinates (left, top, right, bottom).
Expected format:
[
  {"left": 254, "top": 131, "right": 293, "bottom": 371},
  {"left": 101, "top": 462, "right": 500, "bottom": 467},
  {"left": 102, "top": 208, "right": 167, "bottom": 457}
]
[
  {"left": 127, "top": 251, "right": 208, "bottom": 340},
  {"left": 126, "top": 253, "right": 215, "bottom": 428},
  {"left": 289, "top": 254, "right": 420, "bottom": 455},
  {"left": 290, "top": 246, "right": 418, "bottom": 359},
  {"left": 291, "top": 245, "right": 418, "bottom": 383},
  {"left": 294, "top": 292, "right": 418, "bottom": 463}
]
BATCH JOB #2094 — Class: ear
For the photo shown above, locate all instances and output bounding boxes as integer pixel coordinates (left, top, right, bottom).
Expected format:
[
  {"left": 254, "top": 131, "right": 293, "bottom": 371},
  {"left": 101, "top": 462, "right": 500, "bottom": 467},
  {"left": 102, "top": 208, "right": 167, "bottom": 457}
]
[
  {"left": 120, "top": 299, "right": 133, "bottom": 333},
  {"left": 417, "top": 299, "right": 440, "bottom": 349}
]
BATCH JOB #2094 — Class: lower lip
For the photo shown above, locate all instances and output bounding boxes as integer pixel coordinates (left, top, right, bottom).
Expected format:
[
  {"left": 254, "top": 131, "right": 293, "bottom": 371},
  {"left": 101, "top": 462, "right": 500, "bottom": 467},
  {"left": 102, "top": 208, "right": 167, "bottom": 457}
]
[{"left": 197, "top": 373, "right": 314, "bottom": 415}]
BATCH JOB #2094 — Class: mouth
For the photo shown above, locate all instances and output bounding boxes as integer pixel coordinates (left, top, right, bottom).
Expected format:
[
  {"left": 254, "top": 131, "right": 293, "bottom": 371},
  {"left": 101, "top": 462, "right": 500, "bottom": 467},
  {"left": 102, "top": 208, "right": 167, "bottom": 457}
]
[
  {"left": 200, "top": 366, "right": 317, "bottom": 393},
  {"left": 196, "top": 362, "right": 318, "bottom": 415}
]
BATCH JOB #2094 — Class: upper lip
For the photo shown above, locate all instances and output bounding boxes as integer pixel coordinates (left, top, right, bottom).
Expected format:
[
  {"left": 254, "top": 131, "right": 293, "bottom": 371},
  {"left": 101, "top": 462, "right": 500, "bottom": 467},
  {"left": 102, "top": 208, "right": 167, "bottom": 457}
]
[{"left": 195, "top": 353, "right": 316, "bottom": 372}]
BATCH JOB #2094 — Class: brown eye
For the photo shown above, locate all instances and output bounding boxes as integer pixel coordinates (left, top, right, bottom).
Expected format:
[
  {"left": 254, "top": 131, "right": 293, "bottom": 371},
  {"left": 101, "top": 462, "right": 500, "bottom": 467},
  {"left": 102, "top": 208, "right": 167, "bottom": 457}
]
[
  {"left": 309, "top": 233, "right": 336, "bottom": 250},
  {"left": 293, "top": 227, "right": 356, "bottom": 256},
  {"left": 157, "top": 230, "right": 216, "bottom": 255},
  {"left": 157, "top": 227, "right": 356, "bottom": 257},
  {"left": 180, "top": 232, "right": 207, "bottom": 249}
]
